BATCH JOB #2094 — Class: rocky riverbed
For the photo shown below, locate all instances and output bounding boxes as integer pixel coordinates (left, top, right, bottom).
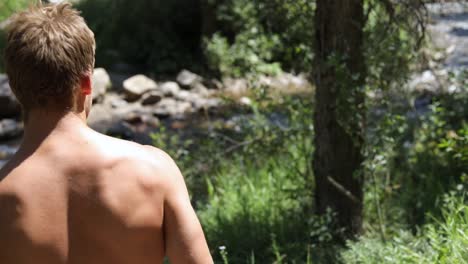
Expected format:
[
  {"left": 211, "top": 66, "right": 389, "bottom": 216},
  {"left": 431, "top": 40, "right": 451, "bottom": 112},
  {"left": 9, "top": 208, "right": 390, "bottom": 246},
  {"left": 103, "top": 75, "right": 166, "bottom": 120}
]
[{"left": 0, "top": 68, "right": 311, "bottom": 167}]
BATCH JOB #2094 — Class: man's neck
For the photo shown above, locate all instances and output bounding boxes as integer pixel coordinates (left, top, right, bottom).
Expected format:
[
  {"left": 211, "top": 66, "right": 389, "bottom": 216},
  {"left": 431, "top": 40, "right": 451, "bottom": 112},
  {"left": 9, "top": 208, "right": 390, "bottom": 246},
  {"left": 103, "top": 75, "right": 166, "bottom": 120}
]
[{"left": 20, "top": 110, "right": 88, "bottom": 153}]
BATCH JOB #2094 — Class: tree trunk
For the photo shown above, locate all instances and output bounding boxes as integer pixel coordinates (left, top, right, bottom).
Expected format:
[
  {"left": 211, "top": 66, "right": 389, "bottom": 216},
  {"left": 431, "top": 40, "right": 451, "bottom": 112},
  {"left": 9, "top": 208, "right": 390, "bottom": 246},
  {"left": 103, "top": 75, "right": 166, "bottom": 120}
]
[{"left": 313, "top": 0, "right": 366, "bottom": 237}]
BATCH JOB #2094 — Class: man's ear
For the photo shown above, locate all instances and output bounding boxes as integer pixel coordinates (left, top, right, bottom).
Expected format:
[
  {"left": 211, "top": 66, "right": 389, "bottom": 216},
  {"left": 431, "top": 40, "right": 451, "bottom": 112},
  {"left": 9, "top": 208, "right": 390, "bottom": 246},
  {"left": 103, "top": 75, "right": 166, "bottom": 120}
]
[{"left": 80, "top": 74, "right": 92, "bottom": 96}]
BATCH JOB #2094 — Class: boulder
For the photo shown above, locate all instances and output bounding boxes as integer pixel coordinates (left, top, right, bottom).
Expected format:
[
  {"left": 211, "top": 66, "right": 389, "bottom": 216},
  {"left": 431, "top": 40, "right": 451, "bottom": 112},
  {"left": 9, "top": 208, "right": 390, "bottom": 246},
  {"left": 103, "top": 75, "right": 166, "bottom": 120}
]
[
  {"left": 192, "top": 83, "right": 212, "bottom": 97},
  {"left": 124, "top": 112, "right": 160, "bottom": 127},
  {"left": 87, "top": 101, "right": 143, "bottom": 136},
  {"left": 176, "top": 70, "right": 203, "bottom": 89},
  {"left": 239, "top": 96, "right": 252, "bottom": 106},
  {"left": 123, "top": 74, "right": 158, "bottom": 101},
  {"left": 257, "top": 73, "right": 312, "bottom": 93},
  {"left": 0, "top": 119, "right": 23, "bottom": 140},
  {"left": 106, "top": 122, "right": 135, "bottom": 140},
  {"left": 223, "top": 78, "right": 249, "bottom": 98},
  {"left": 153, "top": 98, "right": 177, "bottom": 118},
  {"left": 153, "top": 98, "right": 192, "bottom": 118},
  {"left": 175, "top": 90, "right": 198, "bottom": 102},
  {"left": 102, "top": 93, "right": 128, "bottom": 109},
  {"left": 203, "top": 78, "right": 223, "bottom": 90},
  {"left": 192, "top": 98, "right": 223, "bottom": 111},
  {"left": 141, "top": 91, "right": 163, "bottom": 105},
  {"left": 159, "top": 81, "right": 181, "bottom": 97},
  {"left": 408, "top": 70, "right": 439, "bottom": 93},
  {"left": 92, "top": 68, "right": 112, "bottom": 102},
  {"left": 87, "top": 104, "right": 116, "bottom": 133},
  {"left": 0, "top": 74, "right": 21, "bottom": 118}
]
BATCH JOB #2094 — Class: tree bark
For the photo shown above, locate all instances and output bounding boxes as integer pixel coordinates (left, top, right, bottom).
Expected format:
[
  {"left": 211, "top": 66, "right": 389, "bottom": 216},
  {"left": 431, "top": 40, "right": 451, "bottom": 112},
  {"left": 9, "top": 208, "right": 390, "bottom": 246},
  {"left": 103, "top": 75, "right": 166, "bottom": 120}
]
[{"left": 313, "top": 0, "right": 366, "bottom": 237}]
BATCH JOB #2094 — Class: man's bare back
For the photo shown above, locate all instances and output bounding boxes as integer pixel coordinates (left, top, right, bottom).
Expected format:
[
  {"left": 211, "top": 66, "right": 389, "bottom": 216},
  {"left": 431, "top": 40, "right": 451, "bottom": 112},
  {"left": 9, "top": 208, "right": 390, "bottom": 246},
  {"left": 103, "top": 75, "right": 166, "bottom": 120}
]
[{"left": 0, "top": 115, "right": 213, "bottom": 264}]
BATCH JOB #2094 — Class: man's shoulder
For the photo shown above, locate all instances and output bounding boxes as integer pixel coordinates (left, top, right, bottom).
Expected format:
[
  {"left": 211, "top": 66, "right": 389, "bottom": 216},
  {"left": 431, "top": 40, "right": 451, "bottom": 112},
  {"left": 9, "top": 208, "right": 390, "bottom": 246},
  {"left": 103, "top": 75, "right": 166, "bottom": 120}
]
[
  {"left": 95, "top": 134, "right": 180, "bottom": 186},
  {"left": 98, "top": 134, "right": 174, "bottom": 167}
]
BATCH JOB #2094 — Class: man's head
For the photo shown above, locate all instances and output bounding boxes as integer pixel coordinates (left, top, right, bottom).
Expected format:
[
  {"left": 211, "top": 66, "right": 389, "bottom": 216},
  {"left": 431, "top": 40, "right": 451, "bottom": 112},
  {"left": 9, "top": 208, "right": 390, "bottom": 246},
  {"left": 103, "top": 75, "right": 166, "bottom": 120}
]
[{"left": 4, "top": 2, "right": 95, "bottom": 117}]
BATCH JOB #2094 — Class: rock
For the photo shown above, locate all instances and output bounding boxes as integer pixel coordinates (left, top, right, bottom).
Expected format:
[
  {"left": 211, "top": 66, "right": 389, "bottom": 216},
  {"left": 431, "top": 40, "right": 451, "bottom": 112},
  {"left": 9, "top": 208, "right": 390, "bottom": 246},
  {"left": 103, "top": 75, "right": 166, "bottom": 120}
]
[
  {"left": 153, "top": 98, "right": 177, "bottom": 118},
  {"left": 141, "top": 114, "right": 160, "bottom": 127},
  {"left": 123, "top": 74, "right": 158, "bottom": 101},
  {"left": 153, "top": 98, "right": 192, "bottom": 118},
  {"left": 0, "top": 119, "right": 23, "bottom": 140},
  {"left": 257, "top": 73, "right": 312, "bottom": 93},
  {"left": 92, "top": 68, "right": 111, "bottom": 102},
  {"left": 124, "top": 112, "right": 160, "bottom": 127},
  {"left": 103, "top": 93, "right": 128, "bottom": 109},
  {"left": 240, "top": 97, "right": 252, "bottom": 106},
  {"left": 175, "top": 90, "right": 198, "bottom": 102},
  {"left": 87, "top": 102, "right": 145, "bottom": 135},
  {"left": 193, "top": 98, "right": 222, "bottom": 111},
  {"left": 106, "top": 122, "right": 135, "bottom": 140},
  {"left": 0, "top": 74, "right": 21, "bottom": 118},
  {"left": 203, "top": 78, "right": 223, "bottom": 90},
  {"left": 192, "top": 83, "right": 212, "bottom": 97},
  {"left": 223, "top": 78, "right": 249, "bottom": 97},
  {"left": 176, "top": 70, "right": 203, "bottom": 89},
  {"left": 408, "top": 70, "right": 439, "bottom": 93},
  {"left": 141, "top": 91, "right": 163, "bottom": 105},
  {"left": 159, "top": 82, "right": 181, "bottom": 97},
  {"left": 87, "top": 104, "right": 116, "bottom": 133}
]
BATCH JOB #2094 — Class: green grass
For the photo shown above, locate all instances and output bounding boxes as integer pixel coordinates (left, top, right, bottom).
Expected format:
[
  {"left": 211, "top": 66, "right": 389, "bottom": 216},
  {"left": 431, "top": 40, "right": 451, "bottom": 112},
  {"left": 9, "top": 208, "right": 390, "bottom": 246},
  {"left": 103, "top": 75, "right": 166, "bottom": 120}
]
[
  {"left": 152, "top": 91, "right": 467, "bottom": 263},
  {"left": 341, "top": 193, "right": 468, "bottom": 264},
  {"left": 198, "top": 153, "right": 313, "bottom": 263}
]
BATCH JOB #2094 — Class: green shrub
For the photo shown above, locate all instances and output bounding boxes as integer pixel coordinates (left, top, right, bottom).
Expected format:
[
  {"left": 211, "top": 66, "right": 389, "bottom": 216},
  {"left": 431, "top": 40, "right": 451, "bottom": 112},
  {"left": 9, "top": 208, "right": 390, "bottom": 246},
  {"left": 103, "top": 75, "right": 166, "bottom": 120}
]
[
  {"left": 204, "top": 31, "right": 282, "bottom": 78},
  {"left": 341, "top": 193, "right": 468, "bottom": 264},
  {"left": 363, "top": 68, "right": 467, "bottom": 233},
  {"left": 76, "top": 0, "right": 203, "bottom": 74},
  {"left": 0, "top": 0, "right": 30, "bottom": 21},
  {"left": 0, "top": 0, "right": 31, "bottom": 72},
  {"left": 204, "top": 0, "right": 315, "bottom": 77}
]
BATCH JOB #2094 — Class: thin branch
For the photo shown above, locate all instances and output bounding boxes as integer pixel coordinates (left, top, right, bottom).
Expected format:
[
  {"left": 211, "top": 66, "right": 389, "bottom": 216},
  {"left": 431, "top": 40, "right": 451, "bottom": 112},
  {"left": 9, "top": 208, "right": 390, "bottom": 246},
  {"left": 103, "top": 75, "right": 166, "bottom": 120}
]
[{"left": 327, "top": 176, "right": 361, "bottom": 204}]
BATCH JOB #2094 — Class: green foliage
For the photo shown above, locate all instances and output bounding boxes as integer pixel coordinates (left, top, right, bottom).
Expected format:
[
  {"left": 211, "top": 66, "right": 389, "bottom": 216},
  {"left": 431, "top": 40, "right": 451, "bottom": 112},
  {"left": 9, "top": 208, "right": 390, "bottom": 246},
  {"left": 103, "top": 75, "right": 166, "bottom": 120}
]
[
  {"left": 362, "top": 68, "right": 467, "bottom": 249},
  {"left": 341, "top": 193, "right": 468, "bottom": 264},
  {"left": 152, "top": 96, "right": 343, "bottom": 263},
  {"left": 76, "top": 0, "right": 203, "bottom": 74},
  {"left": 0, "top": 0, "right": 31, "bottom": 72},
  {"left": 364, "top": 0, "right": 425, "bottom": 90},
  {"left": 0, "top": 0, "right": 30, "bottom": 21},
  {"left": 204, "top": 0, "right": 314, "bottom": 77},
  {"left": 204, "top": 31, "right": 282, "bottom": 77}
]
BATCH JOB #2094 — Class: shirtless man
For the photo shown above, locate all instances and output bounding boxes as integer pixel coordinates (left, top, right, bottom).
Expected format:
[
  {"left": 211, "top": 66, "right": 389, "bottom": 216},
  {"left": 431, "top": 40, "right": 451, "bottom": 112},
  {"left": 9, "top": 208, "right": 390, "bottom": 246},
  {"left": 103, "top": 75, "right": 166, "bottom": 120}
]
[{"left": 0, "top": 2, "right": 213, "bottom": 264}]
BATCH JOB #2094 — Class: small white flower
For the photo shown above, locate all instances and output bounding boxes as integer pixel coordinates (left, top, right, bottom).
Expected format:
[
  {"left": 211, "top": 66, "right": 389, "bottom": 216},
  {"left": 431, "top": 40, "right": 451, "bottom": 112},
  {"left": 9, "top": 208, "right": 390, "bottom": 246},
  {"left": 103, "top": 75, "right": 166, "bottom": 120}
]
[{"left": 219, "top": 246, "right": 226, "bottom": 251}]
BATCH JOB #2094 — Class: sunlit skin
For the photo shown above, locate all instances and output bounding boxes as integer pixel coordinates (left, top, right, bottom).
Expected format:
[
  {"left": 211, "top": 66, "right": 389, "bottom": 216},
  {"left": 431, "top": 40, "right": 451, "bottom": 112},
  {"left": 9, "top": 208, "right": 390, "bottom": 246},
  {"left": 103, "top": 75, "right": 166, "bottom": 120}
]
[{"left": 0, "top": 74, "right": 213, "bottom": 264}]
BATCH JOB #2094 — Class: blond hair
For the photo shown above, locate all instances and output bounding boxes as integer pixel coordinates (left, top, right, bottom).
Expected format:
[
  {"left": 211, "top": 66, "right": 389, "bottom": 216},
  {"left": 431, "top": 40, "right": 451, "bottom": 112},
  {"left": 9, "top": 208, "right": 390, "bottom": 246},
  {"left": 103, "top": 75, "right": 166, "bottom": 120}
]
[{"left": 4, "top": 2, "right": 95, "bottom": 112}]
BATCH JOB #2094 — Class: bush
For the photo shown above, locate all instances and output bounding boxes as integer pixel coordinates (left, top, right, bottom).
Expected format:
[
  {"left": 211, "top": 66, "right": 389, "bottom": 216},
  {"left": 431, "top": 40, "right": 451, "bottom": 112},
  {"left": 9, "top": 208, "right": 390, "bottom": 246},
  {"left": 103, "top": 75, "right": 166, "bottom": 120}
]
[
  {"left": 204, "top": 0, "right": 314, "bottom": 77},
  {"left": 0, "top": 0, "right": 30, "bottom": 21},
  {"left": 341, "top": 193, "right": 468, "bottom": 264},
  {"left": 204, "top": 31, "right": 282, "bottom": 78},
  {"left": 362, "top": 69, "right": 467, "bottom": 242},
  {"left": 0, "top": 0, "right": 31, "bottom": 72},
  {"left": 76, "top": 0, "right": 203, "bottom": 74}
]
